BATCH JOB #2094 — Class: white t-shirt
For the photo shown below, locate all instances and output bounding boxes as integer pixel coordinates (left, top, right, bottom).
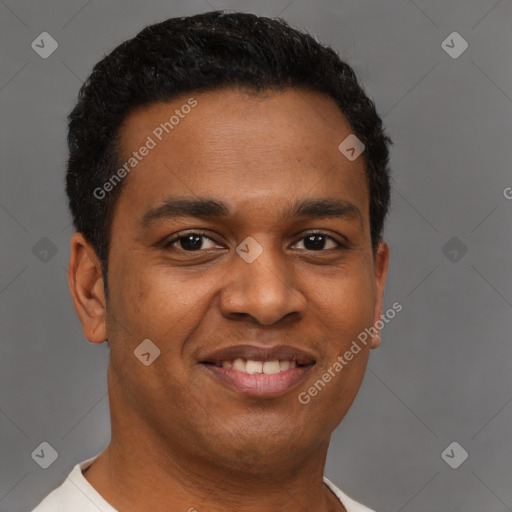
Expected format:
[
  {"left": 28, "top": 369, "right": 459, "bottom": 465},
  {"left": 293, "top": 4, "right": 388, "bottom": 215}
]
[{"left": 31, "top": 454, "right": 376, "bottom": 512}]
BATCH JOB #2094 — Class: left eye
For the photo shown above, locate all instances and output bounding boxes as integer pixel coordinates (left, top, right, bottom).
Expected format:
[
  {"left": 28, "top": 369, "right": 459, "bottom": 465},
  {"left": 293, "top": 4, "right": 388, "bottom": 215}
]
[
  {"left": 293, "top": 233, "right": 342, "bottom": 251},
  {"left": 164, "top": 232, "right": 343, "bottom": 252}
]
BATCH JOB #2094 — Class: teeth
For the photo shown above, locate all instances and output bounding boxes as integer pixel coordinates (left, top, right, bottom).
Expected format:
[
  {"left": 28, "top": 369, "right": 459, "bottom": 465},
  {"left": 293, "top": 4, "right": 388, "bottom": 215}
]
[
  {"left": 218, "top": 359, "right": 300, "bottom": 374},
  {"left": 246, "top": 360, "right": 263, "bottom": 374},
  {"left": 263, "top": 360, "right": 281, "bottom": 374},
  {"left": 233, "top": 358, "right": 245, "bottom": 371}
]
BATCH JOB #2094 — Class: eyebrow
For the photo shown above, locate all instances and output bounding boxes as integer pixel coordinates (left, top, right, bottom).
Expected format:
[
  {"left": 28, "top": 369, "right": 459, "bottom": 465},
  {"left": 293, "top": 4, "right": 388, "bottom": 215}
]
[{"left": 140, "top": 196, "right": 362, "bottom": 228}]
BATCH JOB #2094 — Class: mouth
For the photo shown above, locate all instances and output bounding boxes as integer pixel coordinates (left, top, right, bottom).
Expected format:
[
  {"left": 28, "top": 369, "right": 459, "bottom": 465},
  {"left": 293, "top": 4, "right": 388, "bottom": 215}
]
[{"left": 198, "top": 344, "right": 316, "bottom": 398}]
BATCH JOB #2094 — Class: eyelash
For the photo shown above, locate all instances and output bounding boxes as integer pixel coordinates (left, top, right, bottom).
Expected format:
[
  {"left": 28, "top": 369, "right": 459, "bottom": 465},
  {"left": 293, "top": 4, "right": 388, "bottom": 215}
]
[{"left": 162, "top": 231, "right": 348, "bottom": 252}]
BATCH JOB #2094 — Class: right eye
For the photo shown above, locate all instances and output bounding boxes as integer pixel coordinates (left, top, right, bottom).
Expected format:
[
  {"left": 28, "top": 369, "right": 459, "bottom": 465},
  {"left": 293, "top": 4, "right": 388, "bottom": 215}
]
[{"left": 162, "top": 232, "right": 223, "bottom": 252}]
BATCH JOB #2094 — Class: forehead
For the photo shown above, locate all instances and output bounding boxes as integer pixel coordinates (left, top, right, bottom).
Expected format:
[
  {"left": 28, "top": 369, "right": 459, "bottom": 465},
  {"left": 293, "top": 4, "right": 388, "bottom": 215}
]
[{"left": 113, "top": 87, "right": 368, "bottom": 226}]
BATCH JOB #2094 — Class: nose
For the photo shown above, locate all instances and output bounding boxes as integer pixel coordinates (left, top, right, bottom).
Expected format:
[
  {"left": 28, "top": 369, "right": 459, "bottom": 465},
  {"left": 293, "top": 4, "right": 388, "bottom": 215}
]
[{"left": 219, "top": 240, "right": 307, "bottom": 325}]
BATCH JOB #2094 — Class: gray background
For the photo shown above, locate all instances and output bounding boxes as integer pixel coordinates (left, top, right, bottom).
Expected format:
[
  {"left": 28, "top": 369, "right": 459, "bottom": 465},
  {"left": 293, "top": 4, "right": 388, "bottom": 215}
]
[{"left": 1, "top": 0, "right": 511, "bottom": 511}]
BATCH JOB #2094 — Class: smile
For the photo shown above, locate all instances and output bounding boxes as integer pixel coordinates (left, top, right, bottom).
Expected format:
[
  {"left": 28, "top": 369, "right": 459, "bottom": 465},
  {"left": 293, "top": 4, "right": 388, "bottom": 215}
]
[
  {"left": 217, "top": 358, "right": 297, "bottom": 374},
  {"left": 198, "top": 344, "right": 316, "bottom": 397},
  {"left": 200, "top": 359, "right": 315, "bottom": 398}
]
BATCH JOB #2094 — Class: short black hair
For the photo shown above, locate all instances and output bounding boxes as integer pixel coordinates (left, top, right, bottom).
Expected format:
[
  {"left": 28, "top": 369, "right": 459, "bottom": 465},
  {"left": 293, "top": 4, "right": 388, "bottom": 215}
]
[{"left": 66, "top": 10, "right": 392, "bottom": 293}]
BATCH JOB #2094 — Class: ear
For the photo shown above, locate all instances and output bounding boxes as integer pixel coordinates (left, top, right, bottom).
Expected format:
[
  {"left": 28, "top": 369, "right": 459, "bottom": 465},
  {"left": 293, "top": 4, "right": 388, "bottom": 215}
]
[
  {"left": 370, "top": 241, "right": 390, "bottom": 349},
  {"left": 68, "top": 232, "right": 107, "bottom": 344}
]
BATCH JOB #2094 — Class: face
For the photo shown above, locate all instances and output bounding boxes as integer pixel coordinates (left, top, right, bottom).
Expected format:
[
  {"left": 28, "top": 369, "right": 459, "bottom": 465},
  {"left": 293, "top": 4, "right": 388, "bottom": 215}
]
[{"left": 69, "top": 87, "right": 388, "bottom": 473}]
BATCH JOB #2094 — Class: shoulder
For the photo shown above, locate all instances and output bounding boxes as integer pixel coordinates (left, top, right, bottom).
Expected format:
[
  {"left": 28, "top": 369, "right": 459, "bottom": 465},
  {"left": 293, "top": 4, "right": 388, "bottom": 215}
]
[
  {"left": 323, "top": 476, "right": 378, "bottom": 512},
  {"left": 31, "top": 454, "right": 112, "bottom": 512}
]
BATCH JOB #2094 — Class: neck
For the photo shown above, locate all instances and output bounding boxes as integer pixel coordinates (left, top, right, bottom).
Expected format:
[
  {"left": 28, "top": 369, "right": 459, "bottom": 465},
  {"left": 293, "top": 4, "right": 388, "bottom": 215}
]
[
  {"left": 84, "top": 448, "right": 344, "bottom": 512},
  {"left": 82, "top": 370, "right": 346, "bottom": 512}
]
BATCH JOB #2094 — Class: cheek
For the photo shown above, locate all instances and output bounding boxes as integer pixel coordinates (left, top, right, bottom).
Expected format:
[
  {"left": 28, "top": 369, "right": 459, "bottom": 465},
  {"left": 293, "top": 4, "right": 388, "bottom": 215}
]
[
  {"left": 310, "top": 259, "right": 376, "bottom": 335},
  {"left": 301, "top": 260, "right": 375, "bottom": 393},
  {"left": 108, "top": 261, "right": 218, "bottom": 342}
]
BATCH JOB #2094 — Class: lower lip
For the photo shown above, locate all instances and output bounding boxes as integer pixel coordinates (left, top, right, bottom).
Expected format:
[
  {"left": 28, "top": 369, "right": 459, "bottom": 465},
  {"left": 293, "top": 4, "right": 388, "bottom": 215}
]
[{"left": 200, "top": 364, "right": 314, "bottom": 398}]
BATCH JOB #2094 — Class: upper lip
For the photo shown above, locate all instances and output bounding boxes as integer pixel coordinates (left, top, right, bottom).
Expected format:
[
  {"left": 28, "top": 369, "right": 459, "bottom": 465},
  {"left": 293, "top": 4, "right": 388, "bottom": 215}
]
[{"left": 200, "top": 344, "right": 316, "bottom": 365}]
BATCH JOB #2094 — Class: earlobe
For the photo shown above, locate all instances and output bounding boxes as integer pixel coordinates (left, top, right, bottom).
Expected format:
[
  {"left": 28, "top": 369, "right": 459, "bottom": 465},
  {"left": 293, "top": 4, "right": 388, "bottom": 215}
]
[
  {"left": 371, "top": 241, "right": 390, "bottom": 349},
  {"left": 68, "top": 232, "right": 107, "bottom": 344}
]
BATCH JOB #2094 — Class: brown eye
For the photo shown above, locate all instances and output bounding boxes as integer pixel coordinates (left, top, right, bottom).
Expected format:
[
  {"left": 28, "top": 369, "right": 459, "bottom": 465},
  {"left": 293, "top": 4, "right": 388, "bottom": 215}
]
[
  {"left": 162, "top": 231, "right": 346, "bottom": 253},
  {"left": 292, "top": 233, "right": 345, "bottom": 251},
  {"left": 163, "top": 233, "right": 219, "bottom": 251}
]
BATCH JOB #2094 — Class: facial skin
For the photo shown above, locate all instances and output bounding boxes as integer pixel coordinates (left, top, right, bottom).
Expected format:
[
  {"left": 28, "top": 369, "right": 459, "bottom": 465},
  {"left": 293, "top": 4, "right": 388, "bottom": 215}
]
[{"left": 68, "top": 87, "right": 389, "bottom": 512}]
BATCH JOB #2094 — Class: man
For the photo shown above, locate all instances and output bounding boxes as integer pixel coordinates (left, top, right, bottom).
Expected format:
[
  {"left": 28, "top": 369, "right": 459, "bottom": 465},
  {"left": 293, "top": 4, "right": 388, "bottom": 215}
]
[{"left": 32, "top": 10, "right": 391, "bottom": 512}]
